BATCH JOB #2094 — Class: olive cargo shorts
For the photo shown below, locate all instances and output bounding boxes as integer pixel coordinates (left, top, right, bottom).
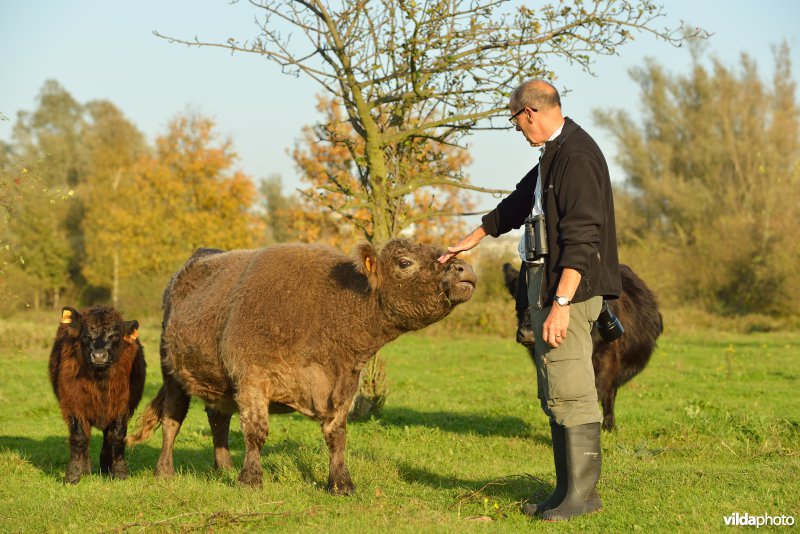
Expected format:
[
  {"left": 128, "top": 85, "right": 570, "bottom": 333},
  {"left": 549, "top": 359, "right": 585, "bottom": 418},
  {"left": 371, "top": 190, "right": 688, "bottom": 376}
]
[{"left": 527, "top": 265, "right": 603, "bottom": 428}]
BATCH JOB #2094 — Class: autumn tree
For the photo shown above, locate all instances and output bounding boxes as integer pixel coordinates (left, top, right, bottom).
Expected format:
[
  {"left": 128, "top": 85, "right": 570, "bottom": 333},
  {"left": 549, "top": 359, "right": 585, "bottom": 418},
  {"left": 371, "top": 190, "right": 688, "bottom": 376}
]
[
  {"left": 80, "top": 100, "right": 147, "bottom": 307},
  {"left": 290, "top": 95, "right": 475, "bottom": 248},
  {"left": 595, "top": 43, "right": 800, "bottom": 316},
  {"left": 7, "top": 80, "right": 84, "bottom": 308},
  {"left": 259, "top": 174, "right": 301, "bottom": 244},
  {"left": 158, "top": 0, "right": 703, "bottom": 243},
  {"left": 121, "top": 113, "right": 261, "bottom": 282}
]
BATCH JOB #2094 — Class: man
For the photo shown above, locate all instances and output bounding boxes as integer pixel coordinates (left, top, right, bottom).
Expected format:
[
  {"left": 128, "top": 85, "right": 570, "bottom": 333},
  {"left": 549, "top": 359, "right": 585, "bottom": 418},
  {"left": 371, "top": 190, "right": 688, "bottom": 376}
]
[{"left": 438, "top": 79, "right": 621, "bottom": 521}]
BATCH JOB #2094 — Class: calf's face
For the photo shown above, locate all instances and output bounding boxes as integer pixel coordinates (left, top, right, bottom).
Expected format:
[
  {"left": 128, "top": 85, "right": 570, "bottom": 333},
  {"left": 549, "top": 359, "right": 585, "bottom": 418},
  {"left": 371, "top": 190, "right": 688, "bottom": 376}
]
[
  {"left": 356, "top": 240, "right": 477, "bottom": 330},
  {"left": 61, "top": 306, "right": 139, "bottom": 370}
]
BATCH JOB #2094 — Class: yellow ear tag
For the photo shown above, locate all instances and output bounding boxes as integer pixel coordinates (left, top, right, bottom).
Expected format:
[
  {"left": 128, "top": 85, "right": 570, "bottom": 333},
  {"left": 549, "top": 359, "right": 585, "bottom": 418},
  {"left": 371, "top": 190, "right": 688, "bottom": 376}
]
[
  {"left": 124, "top": 330, "right": 139, "bottom": 343},
  {"left": 61, "top": 310, "right": 73, "bottom": 324},
  {"left": 365, "top": 257, "right": 373, "bottom": 273}
]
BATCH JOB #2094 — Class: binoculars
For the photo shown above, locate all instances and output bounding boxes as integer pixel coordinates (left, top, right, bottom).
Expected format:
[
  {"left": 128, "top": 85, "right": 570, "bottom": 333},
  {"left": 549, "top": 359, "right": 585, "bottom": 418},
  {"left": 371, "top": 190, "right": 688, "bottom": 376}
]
[{"left": 524, "top": 214, "right": 548, "bottom": 261}]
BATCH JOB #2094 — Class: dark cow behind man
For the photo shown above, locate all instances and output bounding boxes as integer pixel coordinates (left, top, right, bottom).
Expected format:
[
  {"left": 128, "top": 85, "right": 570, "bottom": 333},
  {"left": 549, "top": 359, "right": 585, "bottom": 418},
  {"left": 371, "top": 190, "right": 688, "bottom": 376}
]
[
  {"left": 504, "top": 263, "right": 662, "bottom": 431},
  {"left": 128, "top": 240, "right": 476, "bottom": 494},
  {"left": 49, "top": 306, "right": 146, "bottom": 483}
]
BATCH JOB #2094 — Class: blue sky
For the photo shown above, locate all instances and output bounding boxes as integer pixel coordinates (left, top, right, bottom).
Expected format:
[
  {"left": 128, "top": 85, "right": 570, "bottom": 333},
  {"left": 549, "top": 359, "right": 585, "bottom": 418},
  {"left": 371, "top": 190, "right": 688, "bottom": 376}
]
[{"left": 2, "top": 1, "right": 799, "bottom": 219}]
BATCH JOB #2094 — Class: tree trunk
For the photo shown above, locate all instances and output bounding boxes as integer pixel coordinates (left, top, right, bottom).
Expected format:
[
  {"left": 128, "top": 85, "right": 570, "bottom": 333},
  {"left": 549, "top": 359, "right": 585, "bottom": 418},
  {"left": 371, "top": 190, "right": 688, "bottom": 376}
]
[{"left": 112, "top": 248, "right": 119, "bottom": 308}]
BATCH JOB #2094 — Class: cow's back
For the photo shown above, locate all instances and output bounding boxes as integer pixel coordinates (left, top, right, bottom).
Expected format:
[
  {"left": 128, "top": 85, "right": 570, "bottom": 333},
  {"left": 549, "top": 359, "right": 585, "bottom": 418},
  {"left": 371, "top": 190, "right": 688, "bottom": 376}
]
[
  {"left": 162, "top": 244, "right": 372, "bottom": 403},
  {"left": 162, "top": 248, "right": 257, "bottom": 401},
  {"left": 218, "top": 244, "right": 376, "bottom": 379}
]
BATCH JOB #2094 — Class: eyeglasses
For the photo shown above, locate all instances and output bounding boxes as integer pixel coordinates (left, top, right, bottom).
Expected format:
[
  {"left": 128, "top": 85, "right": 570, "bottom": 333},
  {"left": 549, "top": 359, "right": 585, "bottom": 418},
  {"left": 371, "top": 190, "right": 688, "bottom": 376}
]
[{"left": 509, "top": 107, "right": 536, "bottom": 126}]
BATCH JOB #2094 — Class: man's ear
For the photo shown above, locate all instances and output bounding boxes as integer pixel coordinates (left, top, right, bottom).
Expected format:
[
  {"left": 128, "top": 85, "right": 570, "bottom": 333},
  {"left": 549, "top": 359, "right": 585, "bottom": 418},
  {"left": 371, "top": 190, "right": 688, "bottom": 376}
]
[
  {"left": 354, "top": 243, "right": 382, "bottom": 291},
  {"left": 123, "top": 320, "right": 140, "bottom": 344}
]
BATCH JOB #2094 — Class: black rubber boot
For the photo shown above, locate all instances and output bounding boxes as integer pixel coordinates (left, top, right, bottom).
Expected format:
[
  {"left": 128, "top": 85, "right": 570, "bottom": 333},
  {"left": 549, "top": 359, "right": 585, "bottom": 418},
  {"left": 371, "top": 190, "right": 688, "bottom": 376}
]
[
  {"left": 522, "top": 421, "right": 567, "bottom": 517},
  {"left": 541, "top": 422, "right": 603, "bottom": 521}
]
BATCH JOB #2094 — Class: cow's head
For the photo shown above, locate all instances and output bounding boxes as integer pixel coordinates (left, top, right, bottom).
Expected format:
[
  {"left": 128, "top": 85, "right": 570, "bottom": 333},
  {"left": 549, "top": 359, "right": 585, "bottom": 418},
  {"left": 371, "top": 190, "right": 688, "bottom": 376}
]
[
  {"left": 60, "top": 306, "right": 139, "bottom": 370},
  {"left": 354, "top": 239, "right": 476, "bottom": 331}
]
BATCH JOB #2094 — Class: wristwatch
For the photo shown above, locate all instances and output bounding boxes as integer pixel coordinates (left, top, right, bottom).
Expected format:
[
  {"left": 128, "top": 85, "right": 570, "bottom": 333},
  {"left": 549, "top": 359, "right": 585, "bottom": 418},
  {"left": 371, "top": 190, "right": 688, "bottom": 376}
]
[{"left": 554, "top": 295, "right": 571, "bottom": 307}]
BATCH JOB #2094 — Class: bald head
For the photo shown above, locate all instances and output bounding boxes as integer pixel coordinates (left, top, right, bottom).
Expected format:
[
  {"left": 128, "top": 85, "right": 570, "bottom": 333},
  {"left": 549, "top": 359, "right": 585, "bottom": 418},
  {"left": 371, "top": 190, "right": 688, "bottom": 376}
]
[{"left": 510, "top": 80, "right": 561, "bottom": 112}]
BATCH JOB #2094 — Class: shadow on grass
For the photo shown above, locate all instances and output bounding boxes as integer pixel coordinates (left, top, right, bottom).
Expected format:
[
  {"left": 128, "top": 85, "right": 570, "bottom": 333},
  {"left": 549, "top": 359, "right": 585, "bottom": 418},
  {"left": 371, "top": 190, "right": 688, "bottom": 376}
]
[
  {"left": 0, "top": 433, "right": 324, "bottom": 486},
  {"left": 378, "top": 406, "right": 546, "bottom": 442},
  {"left": 397, "top": 461, "right": 553, "bottom": 503}
]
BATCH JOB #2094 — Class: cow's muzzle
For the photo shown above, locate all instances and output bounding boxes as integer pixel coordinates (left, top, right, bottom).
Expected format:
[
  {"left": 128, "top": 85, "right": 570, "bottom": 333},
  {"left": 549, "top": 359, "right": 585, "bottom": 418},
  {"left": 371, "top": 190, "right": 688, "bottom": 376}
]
[
  {"left": 90, "top": 350, "right": 111, "bottom": 366},
  {"left": 446, "top": 260, "right": 477, "bottom": 302}
]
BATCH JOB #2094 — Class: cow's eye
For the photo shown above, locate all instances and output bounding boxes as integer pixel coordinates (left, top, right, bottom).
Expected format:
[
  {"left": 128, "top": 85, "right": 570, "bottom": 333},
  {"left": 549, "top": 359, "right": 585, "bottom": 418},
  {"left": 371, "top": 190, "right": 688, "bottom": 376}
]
[{"left": 398, "top": 259, "right": 413, "bottom": 269}]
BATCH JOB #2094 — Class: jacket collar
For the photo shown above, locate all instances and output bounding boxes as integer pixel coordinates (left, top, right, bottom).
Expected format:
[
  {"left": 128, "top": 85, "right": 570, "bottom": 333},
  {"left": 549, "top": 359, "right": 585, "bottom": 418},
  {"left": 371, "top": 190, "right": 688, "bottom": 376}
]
[{"left": 544, "top": 116, "right": 580, "bottom": 153}]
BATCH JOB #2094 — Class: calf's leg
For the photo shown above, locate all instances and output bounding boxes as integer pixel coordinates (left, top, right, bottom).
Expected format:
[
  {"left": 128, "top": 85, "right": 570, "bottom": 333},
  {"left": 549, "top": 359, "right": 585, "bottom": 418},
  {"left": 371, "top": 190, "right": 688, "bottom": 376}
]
[
  {"left": 66, "top": 416, "right": 91, "bottom": 484},
  {"left": 155, "top": 375, "right": 191, "bottom": 479},
  {"left": 102, "top": 417, "right": 130, "bottom": 479},
  {"left": 100, "top": 428, "right": 112, "bottom": 474},
  {"left": 323, "top": 408, "right": 354, "bottom": 495},
  {"left": 205, "top": 407, "right": 234, "bottom": 470}
]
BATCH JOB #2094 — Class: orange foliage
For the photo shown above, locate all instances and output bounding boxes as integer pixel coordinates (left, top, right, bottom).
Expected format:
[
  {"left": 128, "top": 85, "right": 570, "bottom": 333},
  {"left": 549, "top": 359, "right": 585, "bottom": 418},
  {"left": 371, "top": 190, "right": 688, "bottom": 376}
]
[
  {"left": 290, "top": 96, "right": 474, "bottom": 247},
  {"left": 122, "top": 114, "right": 261, "bottom": 276}
]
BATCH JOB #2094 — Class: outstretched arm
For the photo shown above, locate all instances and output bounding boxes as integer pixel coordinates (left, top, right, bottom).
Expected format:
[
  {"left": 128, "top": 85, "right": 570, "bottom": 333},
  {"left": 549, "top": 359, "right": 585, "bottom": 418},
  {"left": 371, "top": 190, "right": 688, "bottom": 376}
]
[{"left": 437, "top": 225, "right": 487, "bottom": 263}]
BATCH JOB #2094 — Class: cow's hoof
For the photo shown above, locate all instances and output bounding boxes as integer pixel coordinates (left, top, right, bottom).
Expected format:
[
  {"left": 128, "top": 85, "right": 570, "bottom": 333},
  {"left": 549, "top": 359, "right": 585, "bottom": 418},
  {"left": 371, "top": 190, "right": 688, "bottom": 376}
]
[
  {"left": 112, "top": 462, "right": 130, "bottom": 480},
  {"left": 239, "top": 467, "right": 263, "bottom": 487},
  {"left": 601, "top": 417, "right": 616, "bottom": 432},
  {"left": 327, "top": 478, "right": 355, "bottom": 496},
  {"left": 214, "top": 455, "right": 234, "bottom": 471},
  {"left": 65, "top": 462, "right": 83, "bottom": 484},
  {"left": 154, "top": 465, "right": 174, "bottom": 479}
]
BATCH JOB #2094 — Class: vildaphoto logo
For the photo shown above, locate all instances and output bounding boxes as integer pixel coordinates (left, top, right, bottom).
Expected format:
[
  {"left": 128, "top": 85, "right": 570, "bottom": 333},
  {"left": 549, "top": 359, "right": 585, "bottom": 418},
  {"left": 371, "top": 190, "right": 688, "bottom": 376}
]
[{"left": 723, "top": 512, "right": 795, "bottom": 528}]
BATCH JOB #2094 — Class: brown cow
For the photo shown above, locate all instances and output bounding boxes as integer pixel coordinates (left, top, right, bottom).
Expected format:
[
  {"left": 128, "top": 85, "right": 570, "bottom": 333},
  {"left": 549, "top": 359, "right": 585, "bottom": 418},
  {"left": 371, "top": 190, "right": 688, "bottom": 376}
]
[
  {"left": 503, "top": 263, "right": 662, "bottom": 431},
  {"left": 48, "top": 306, "right": 146, "bottom": 483},
  {"left": 128, "top": 240, "right": 476, "bottom": 494}
]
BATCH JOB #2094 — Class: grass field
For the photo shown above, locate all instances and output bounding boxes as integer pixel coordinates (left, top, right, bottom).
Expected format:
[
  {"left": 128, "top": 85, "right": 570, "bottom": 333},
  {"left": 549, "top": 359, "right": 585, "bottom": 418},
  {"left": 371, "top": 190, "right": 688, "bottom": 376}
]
[{"left": 1, "top": 315, "right": 798, "bottom": 533}]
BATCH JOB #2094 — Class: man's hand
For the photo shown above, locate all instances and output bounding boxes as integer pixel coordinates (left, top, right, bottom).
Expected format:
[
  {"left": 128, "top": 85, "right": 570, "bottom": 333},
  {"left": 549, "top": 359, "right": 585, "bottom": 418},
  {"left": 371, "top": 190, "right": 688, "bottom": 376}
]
[
  {"left": 543, "top": 267, "right": 581, "bottom": 348},
  {"left": 437, "top": 226, "right": 487, "bottom": 263},
  {"left": 543, "top": 303, "right": 570, "bottom": 348}
]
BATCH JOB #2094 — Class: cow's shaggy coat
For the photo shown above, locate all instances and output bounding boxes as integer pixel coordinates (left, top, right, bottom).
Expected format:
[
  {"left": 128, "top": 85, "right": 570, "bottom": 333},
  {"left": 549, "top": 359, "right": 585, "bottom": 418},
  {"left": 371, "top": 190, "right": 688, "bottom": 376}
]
[
  {"left": 504, "top": 263, "right": 662, "bottom": 431},
  {"left": 129, "top": 240, "right": 476, "bottom": 494},
  {"left": 48, "top": 306, "right": 146, "bottom": 483}
]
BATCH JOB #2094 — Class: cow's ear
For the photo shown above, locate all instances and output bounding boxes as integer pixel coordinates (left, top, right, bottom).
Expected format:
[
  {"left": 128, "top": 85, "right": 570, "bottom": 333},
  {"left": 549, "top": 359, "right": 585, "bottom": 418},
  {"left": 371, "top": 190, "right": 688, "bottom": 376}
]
[
  {"left": 61, "top": 307, "right": 80, "bottom": 325},
  {"left": 123, "top": 320, "right": 140, "bottom": 344},
  {"left": 354, "top": 243, "right": 382, "bottom": 291},
  {"left": 60, "top": 307, "right": 81, "bottom": 335}
]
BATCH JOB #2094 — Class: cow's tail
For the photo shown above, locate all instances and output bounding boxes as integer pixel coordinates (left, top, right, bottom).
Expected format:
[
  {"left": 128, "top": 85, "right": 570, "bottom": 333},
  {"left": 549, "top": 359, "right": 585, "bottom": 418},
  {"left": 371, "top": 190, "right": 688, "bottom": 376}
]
[{"left": 126, "top": 385, "right": 165, "bottom": 446}]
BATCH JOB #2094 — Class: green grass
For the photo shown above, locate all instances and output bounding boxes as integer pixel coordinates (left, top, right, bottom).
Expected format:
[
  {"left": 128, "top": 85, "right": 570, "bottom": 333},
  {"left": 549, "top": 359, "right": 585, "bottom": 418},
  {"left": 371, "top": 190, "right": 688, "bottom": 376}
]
[{"left": 1, "top": 317, "right": 798, "bottom": 533}]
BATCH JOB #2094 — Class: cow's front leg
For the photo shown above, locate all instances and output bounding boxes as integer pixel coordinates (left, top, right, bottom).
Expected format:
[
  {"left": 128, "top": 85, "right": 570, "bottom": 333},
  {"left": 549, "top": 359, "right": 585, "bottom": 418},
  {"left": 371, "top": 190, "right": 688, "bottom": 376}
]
[
  {"left": 205, "top": 407, "right": 234, "bottom": 470},
  {"left": 323, "top": 409, "right": 354, "bottom": 495},
  {"left": 103, "top": 417, "right": 130, "bottom": 479},
  {"left": 601, "top": 385, "right": 618, "bottom": 432},
  {"left": 66, "top": 416, "right": 91, "bottom": 484},
  {"left": 237, "top": 382, "right": 270, "bottom": 487}
]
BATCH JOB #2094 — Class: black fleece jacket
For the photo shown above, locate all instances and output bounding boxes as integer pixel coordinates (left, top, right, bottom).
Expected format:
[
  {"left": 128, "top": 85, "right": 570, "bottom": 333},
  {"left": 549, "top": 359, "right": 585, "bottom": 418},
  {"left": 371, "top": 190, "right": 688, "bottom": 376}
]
[{"left": 481, "top": 117, "right": 621, "bottom": 304}]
